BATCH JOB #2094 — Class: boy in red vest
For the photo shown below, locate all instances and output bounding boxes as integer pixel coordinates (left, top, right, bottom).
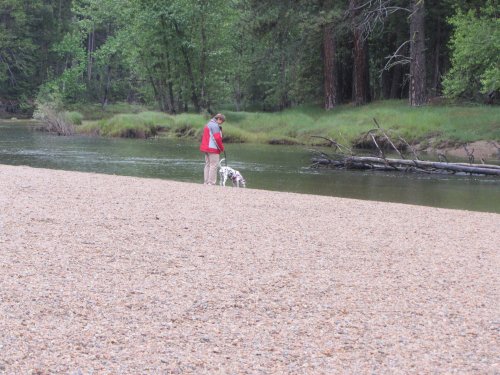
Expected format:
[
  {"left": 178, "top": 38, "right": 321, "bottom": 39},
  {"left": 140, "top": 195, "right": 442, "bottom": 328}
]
[{"left": 200, "top": 113, "right": 225, "bottom": 185}]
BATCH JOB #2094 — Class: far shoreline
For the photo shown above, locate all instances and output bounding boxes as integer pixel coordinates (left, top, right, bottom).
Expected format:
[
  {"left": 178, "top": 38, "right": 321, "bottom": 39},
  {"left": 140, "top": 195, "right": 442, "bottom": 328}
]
[{"left": 2, "top": 117, "right": 499, "bottom": 162}]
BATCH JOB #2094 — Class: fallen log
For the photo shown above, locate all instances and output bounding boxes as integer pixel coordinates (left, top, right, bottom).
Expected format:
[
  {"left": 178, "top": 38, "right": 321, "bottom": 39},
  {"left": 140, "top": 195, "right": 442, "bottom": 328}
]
[
  {"left": 312, "top": 155, "right": 500, "bottom": 175},
  {"left": 361, "top": 156, "right": 499, "bottom": 175},
  {"left": 311, "top": 120, "right": 500, "bottom": 176}
]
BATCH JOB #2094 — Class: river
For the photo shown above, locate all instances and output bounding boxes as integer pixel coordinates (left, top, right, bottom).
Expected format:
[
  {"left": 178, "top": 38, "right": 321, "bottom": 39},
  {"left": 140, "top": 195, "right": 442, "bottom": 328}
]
[{"left": 1, "top": 121, "right": 499, "bottom": 213}]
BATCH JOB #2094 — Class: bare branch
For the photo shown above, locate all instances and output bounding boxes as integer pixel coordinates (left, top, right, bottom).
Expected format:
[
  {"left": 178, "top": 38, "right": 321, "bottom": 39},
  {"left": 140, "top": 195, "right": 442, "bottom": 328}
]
[
  {"left": 382, "top": 40, "right": 411, "bottom": 73},
  {"left": 488, "top": 141, "right": 500, "bottom": 160},
  {"left": 311, "top": 136, "right": 353, "bottom": 155},
  {"left": 373, "top": 118, "right": 404, "bottom": 159},
  {"left": 462, "top": 144, "right": 475, "bottom": 164},
  {"left": 398, "top": 136, "right": 420, "bottom": 161},
  {"left": 367, "top": 130, "right": 385, "bottom": 158},
  {"left": 438, "top": 153, "right": 448, "bottom": 163},
  {"left": 347, "top": 0, "right": 410, "bottom": 40}
]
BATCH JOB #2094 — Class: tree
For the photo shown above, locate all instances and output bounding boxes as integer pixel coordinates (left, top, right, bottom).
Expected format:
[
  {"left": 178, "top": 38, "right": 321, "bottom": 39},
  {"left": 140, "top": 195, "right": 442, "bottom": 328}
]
[
  {"left": 409, "top": 0, "right": 426, "bottom": 106},
  {"left": 116, "top": 0, "right": 233, "bottom": 113},
  {"left": 316, "top": 0, "right": 345, "bottom": 110},
  {"left": 241, "top": 0, "right": 304, "bottom": 110},
  {"left": 0, "top": 0, "right": 78, "bottom": 109},
  {"left": 349, "top": 0, "right": 371, "bottom": 105},
  {"left": 2, "top": 0, "right": 496, "bottom": 113},
  {"left": 345, "top": 0, "right": 409, "bottom": 101},
  {"left": 443, "top": 1, "right": 499, "bottom": 100},
  {"left": 425, "top": 0, "right": 454, "bottom": 97},
  {"left": 322, "top": 22, "right": 339, "bottom": 110},
  {"left": 0, "top": 0, "right": 38, "bottom": 99}
]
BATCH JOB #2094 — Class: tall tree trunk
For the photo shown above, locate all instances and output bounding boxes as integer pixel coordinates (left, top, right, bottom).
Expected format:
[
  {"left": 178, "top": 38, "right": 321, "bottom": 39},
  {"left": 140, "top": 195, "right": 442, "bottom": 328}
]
[
  {"left": 159, "top": 18, "right": 176, "bottom": 114},
  {"left": 432, "top": 17, "right": 441, "bottom": 97},
  {"left": 382, "top": 69, "right": 392, "bottom": 99},
  {"left": 102, "top": 65, "right": 111, "bottom": 107},
  {"left": 147, "top": 73, "right": 164, "bottom": 111},
  {"left": 390, "top": 64, "right": 403, "bottom": 99},
  {"left": 87, "top": 25, "right": 95, "bottom": 82},
  {"left": 58, "top": 0, "right": 62, "bottom": 28},
  {"left": 183, "top": 50, "right": 200, "bottom": 112},
  {"left": 389, "top": 26, "right": 408, "bottom": 99},
  {"left": 234, "top": 73, "right": 242, "bottom": 112},
  {"left": 101, "top": 23, "right": 111, "bottom": 107},
  {"left": 166, "top": 53, "right": 176, "bottom": 114},
  {"left": 199, "top": 3, "right": 208, "bottom": 112},
  {"left": 350, "top": 0, "right": 371, "bottom": 105},
  {"left": 323, "top": 24, "right": 338, "bottom": 110},
  {"left": 409, "top": 0, "right": 426, "bottom": 106},
  {"left": 232, "top": 33, "right": 244, "bottom": 111},
  {"left": 279, "top": 50, "right": 289, "bottom": 110},
  {"left": 173, "top": 21, "right": 200, "bottom": 112}
]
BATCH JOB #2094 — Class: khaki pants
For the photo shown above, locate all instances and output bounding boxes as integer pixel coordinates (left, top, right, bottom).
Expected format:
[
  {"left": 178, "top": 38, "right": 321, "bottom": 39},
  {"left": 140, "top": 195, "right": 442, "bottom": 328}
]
[{"left": 204, "top": 153, "right": 220, "bottom": 185}]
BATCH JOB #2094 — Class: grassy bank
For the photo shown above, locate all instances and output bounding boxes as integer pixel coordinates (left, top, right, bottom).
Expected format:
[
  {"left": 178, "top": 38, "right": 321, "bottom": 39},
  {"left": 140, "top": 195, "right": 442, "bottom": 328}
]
[{"left": 76, "top": 101, "right": 500, "bottom": 147}]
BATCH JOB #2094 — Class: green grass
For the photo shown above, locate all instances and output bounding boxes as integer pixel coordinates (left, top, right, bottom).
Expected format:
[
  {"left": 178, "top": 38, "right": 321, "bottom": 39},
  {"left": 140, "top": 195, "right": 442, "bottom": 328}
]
[
  {"left": 68, "top": 102, "right": 152, "bottom": 121},
  {"left": 222, "top": 101, "right": 499, "bottom": 146},
  {"left": 79, "top": 111, "right": 174, "bottom": 138},
  {"left": 63, "top": 111, "right": 83, "bottom": 125},
  {"left": 76, "top": 100, "right": 500, "bottom": 146}
]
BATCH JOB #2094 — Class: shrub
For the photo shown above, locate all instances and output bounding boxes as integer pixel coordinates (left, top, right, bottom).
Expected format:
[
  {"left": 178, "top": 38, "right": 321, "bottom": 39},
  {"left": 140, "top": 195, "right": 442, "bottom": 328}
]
[
  {"left": 33, "top": 85, "right": 76, "bottom": 135},
  {"left": 33, "top": 102, "right": 76, "bottom": 135}
]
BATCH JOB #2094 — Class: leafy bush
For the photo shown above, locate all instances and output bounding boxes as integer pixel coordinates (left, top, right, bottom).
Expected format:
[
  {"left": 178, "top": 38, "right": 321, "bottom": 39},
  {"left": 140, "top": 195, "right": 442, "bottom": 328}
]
[{"left": 443, "top": 2, "right": 500, "bottom": 100}]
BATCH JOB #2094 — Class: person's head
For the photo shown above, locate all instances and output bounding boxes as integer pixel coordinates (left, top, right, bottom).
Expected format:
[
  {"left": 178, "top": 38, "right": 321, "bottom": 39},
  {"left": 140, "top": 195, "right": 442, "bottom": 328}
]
[{"left": 214, "top": 113, "right": 225, "bottom": 124}]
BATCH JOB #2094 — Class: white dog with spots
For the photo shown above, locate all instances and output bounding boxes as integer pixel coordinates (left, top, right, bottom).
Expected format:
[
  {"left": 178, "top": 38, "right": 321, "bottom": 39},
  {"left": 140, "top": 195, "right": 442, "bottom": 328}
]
[{"left": 218, "top": 159, "right": 246, "bottom": 188}]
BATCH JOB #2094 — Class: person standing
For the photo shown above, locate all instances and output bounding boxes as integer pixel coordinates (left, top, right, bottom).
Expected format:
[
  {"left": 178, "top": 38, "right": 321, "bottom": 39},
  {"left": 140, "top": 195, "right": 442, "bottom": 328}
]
[{"left": 200, "top": 113, "right": 225, "bottom": 185}]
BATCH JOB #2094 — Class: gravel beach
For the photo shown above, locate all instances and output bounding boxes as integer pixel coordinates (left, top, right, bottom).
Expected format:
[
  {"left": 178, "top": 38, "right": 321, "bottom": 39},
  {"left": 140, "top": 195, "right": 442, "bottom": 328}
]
[{"left": 0, "top": 164, "right": 498, "bottom": 374}]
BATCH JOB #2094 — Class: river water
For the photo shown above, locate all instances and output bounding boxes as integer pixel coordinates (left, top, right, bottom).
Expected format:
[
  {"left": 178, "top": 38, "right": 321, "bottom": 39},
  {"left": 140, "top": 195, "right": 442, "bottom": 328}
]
[{"left": 1, "top": 121, "right": 499, "bottom": 213}]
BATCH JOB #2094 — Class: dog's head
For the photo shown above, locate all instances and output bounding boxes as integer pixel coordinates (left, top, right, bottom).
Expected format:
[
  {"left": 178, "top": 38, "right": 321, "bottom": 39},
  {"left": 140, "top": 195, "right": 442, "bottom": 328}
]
[{"left": 230, "top": 171, "right": 246, "bottom": 187}]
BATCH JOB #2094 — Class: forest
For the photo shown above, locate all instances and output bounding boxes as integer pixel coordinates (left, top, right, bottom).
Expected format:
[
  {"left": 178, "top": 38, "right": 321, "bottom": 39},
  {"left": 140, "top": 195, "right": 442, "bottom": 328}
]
[{"left": 0, "top": 0, "right": 498, "bottom": 116}]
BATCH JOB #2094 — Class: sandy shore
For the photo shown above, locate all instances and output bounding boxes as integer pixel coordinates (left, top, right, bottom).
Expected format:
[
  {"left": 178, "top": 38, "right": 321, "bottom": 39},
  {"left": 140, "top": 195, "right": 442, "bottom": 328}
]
[{"left": 0, "top": 164, "right": 498, "bottom": 374}]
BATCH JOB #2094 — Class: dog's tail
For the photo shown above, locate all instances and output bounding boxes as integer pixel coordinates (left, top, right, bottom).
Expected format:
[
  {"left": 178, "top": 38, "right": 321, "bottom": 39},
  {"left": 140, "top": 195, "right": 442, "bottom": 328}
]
[{"left": 217, "top": 158, "right": 226, "bottom": 168}]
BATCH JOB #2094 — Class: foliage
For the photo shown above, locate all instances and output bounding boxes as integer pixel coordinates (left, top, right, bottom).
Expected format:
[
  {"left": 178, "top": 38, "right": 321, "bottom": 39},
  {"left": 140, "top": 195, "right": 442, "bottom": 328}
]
[
  {"left": 0, "top": 0, "right": 72, "bottom": 103},
  {"left": 443, "top": 2, "right": 500, "bottom": 99},
  {"left": 1, "top": 0, "right": 498, "bottom": 117},
  {"left": 0, "top": 0, "right": 36, "bottom": 97},
  {"left": 49, "top": 30, "right": 88, "bottom": 101}
]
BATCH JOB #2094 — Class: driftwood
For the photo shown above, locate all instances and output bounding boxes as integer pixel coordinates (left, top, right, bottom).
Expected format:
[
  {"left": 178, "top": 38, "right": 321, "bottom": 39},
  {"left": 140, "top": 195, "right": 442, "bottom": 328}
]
[{"left": 311, "top": 119, "right": 500, "bottom": 176}]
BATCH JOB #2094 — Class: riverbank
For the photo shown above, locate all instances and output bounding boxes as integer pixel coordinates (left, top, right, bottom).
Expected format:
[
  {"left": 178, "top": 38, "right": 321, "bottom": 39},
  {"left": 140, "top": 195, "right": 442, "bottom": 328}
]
[
  {"left": 1, "top": 164, "right": 498, "bottom": 373},
  {"left": 71, "top": 101, "right": 500, "bottom": 159}
]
